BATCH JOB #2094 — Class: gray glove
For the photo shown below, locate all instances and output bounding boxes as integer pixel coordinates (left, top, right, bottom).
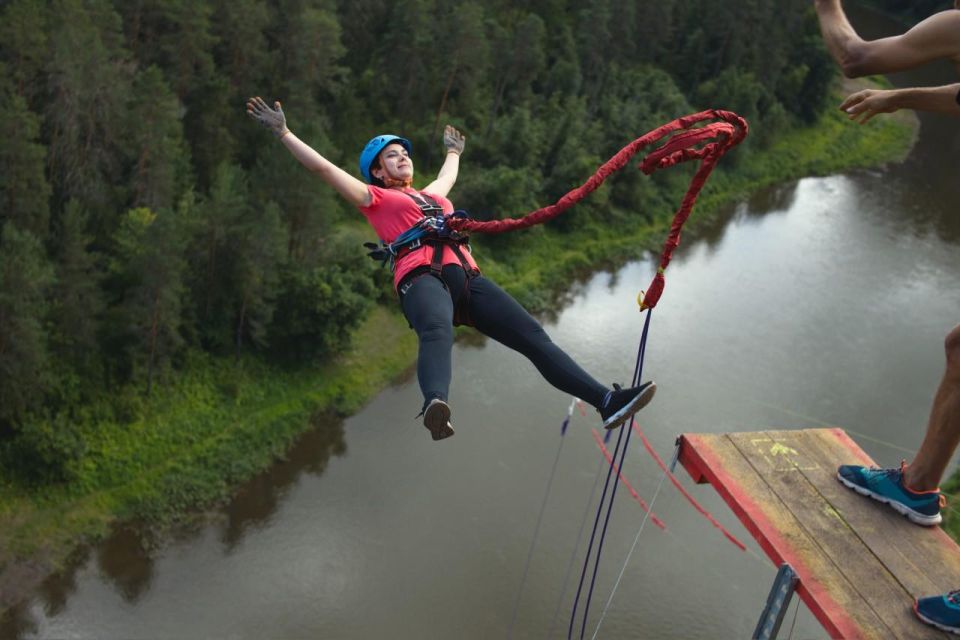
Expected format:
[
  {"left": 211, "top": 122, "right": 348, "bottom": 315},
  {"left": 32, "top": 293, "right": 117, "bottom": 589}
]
[
  {"left": 247, "top": 96, "right": 289, "bottom": 137},
  {"left": 443, "top": 125, "right": 466, "bottom": 155}
]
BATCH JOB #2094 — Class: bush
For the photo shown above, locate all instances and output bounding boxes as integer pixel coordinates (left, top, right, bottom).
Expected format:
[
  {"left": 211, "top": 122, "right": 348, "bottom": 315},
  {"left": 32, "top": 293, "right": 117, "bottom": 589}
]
[{"left": 4, "top": 415, "right": 86, "bottom": 485}]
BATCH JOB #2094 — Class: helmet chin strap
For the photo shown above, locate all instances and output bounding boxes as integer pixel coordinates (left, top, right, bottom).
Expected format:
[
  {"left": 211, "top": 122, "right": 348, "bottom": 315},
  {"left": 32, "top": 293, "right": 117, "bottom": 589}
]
[{"left": 383, "top": 176, "right": 413, "bottom": 189}]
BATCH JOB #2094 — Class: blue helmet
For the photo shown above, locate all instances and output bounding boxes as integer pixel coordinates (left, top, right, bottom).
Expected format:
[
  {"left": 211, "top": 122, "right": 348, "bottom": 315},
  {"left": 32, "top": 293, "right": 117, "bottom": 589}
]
[{"left": 359, "top": 134, "right": 412, "bottom": 183}]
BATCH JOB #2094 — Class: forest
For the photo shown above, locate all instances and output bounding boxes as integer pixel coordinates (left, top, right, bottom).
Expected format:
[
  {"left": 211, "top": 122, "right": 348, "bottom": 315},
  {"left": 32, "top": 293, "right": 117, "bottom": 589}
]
[{"left": 1, "top": 0, "right": 920, "bottom": 484}]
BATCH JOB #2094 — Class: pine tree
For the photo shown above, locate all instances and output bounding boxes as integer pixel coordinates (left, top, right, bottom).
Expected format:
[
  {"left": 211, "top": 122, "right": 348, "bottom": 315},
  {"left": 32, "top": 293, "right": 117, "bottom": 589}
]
[
  {"left": 274, "top": 0, "right": 346, "bottom": 106},
  {"left": 186, "top": 162, "right": 246, "bottom": 348},
  {"left": 49, "top": 200, "right": 105, "bottom": 373},
  {"left": 0, "top": 86, "right": 52, "bottom": 239},
  {"left": 45, "top": 0, "right": 131, "bottom": 215},
  {"left": 485, "top": 13, "right": 546, "bottom": 136},
  {"left": 127, "top": 65, "right": 191, "bottom": 212},
  {"left": 111, "top": 208, "right": 186, "bottom": 395},
  {"left": 232, "top": 201, "right": 287, "bottom": 356},
  {"left": 0, "top": 224, "right": 55, "bottom": 433},
  {"left": 0, "top": 0, "right": 49, "bottom": 104}
]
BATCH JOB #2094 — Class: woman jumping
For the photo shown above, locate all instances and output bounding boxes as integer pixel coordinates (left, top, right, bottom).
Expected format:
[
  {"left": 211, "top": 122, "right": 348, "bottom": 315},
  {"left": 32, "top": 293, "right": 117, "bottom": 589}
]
[{"left": 246, "top": 97, "right": 656, "bottom": 442}]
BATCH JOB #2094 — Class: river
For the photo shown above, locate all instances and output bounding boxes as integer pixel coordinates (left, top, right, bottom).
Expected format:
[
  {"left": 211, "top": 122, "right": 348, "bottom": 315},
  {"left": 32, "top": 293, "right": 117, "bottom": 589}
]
[{"left": 3, "top": 6, "right": 960, "bottom": 640}]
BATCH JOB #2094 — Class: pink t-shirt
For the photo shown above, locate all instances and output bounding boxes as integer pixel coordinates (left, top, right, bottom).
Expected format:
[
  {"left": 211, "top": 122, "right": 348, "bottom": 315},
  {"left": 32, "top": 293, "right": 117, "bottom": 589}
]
[{"left": 358, "top": 185, "right": 480, "bottom": 289}]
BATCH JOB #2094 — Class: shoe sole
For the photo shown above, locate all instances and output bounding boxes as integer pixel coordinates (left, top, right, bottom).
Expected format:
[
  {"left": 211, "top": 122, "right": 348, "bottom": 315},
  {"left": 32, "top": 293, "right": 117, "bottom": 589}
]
[
  {"left": 424, "top": 401, "right": 455, "bottom": 441},
  {"left": 914, "top": 601, "right": 960, "bottom": 635},
  {"left": 836, "top": 473, "right": 942, "bottom": 526},
  {"left": 603, "top": 382, "right": 657, "bottom": 430}
]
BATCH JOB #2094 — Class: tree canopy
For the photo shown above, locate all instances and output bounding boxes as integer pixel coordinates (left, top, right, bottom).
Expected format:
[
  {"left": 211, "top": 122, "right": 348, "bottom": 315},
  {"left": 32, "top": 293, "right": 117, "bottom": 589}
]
[{"left": 0, "top": 0, "right": 837, "bottom": 475}]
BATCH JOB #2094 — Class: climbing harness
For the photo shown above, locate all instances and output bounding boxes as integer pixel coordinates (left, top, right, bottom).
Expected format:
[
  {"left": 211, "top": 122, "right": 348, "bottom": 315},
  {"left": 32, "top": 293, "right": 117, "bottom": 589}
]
[
  {"left": 364, "top": 193, "right": 474, "bottom": 275},
  {"left": 366, "top": 192, "right": 479, "bottom": 325}
]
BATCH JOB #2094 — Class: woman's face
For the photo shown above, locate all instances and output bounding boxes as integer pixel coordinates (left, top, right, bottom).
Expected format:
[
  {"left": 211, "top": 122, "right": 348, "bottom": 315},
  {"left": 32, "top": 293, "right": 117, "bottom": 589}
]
[{"left": 372, "top": 143, "right": 414, "bottom": 182}]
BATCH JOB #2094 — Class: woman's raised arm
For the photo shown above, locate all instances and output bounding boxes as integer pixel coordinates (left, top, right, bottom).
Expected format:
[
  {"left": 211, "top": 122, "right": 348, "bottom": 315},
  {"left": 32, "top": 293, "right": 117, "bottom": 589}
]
[
  {"left": 423, "top": 125, "right": 466, "bottom": 198},
  {"left": 247, "top": 97, "right": 371, "bottom": 208}
]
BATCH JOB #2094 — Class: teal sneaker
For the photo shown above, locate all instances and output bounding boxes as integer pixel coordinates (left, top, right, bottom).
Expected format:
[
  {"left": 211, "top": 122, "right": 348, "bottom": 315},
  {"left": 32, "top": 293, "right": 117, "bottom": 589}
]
[
  {"left": 836, "top": 462, "right": 944, "bottom": 526},
  {"left": 915, "top": 591, "right": 960, "bottom": 635}
]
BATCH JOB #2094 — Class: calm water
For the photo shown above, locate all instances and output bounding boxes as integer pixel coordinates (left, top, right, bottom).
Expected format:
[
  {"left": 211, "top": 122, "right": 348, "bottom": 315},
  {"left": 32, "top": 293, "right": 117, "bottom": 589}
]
[{"left": 4, "top": 9, "right": 960, "bottom": 640}]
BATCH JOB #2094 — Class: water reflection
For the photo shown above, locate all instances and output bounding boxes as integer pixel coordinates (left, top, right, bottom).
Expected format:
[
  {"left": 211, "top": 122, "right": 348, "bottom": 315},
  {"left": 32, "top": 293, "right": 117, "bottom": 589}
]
[
  {"left": 94, "top": 527, "right": 155, "bottom": 603},
  {"left": 742, "top": 181, "right": 800, "bottom": 218},
  {"left": 219, "top": 412, "right": 346, "bottom": 550},
  {"left": 0, "top": 414, "right": 346, "bottom": 640},
  {"left": 0, "top": 605, "right": 35, "bottom": 640}
]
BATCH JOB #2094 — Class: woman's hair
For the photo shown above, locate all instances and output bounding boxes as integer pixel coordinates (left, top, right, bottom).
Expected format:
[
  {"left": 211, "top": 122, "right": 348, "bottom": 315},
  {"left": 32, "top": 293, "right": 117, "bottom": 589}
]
[{"left": 369, "top": 157, "right": 386, "bottom": 188}]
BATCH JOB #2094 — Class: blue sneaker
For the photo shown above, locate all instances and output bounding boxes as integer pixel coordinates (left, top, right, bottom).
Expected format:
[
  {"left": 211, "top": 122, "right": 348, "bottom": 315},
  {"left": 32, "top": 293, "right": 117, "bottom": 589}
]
[
  {"left": 915, "top": 590, "right": 960, "bottom": 635},
  {"left": 836, "top": 462, "right": 944, "bottom": 526}
]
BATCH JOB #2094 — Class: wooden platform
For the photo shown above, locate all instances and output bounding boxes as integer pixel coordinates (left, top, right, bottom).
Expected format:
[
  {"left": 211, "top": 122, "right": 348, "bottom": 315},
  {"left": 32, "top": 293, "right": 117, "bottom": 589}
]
[{"left": 678, "top": 428, "right": 960, "bottom": 639}]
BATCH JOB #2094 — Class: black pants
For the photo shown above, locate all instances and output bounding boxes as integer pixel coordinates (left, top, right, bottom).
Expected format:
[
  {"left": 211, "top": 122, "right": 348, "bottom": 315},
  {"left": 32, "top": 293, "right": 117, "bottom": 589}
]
[{"left": 400, "top": 264, "right": 608, "bottom": 411}]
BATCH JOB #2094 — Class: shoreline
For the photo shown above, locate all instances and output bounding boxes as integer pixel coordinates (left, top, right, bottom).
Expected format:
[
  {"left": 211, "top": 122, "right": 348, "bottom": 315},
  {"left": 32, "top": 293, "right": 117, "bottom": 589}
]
[{"left": 0, "top": 85, "right": 920, "bottom": 619}]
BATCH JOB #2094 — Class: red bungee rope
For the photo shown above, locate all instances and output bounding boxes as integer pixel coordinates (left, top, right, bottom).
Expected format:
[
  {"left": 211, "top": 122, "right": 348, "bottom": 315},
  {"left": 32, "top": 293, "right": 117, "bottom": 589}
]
[
  {"left": 446, "top": 109, "right": 748, "bottom": 310},
  {"left": 590, "top": 429, "right": 667, "bottom": 530}
]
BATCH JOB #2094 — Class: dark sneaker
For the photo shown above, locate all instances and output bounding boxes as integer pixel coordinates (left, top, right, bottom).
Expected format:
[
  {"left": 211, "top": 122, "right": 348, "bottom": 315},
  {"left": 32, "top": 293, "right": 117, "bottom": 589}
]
[
  {"left": 915, "top": 590, "right": 960, "bottom": 635},
  {"left": 423, "top": 398, "right": 455, "bottom": 441},
  {"left": 836, "top": 462, "right": 945, "bottom": 526},
  {"left": 599, "top": 382, "right": 657, "bottom": 430}
]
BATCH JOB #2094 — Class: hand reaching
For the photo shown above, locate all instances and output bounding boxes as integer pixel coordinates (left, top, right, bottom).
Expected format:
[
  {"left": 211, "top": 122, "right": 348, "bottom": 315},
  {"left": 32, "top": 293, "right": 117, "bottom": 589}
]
[
  {"left": 840, "top": 89, "right": 898, "bottom": 124},
  {"left": 443, "top": 125, "right": 466, "bottom": 155},
  {"left": 247, "top": 96, "right": 289, "bottom": 137}
]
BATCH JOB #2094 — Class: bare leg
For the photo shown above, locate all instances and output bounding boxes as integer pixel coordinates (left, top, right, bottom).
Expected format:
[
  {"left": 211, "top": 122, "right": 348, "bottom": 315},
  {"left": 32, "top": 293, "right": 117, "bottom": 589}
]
[
  {"left": 904, "top": 324, "right": 960, "bottom": 491},
  {"left": 814, "top": 0, "right": 960, "bottom": 77}
]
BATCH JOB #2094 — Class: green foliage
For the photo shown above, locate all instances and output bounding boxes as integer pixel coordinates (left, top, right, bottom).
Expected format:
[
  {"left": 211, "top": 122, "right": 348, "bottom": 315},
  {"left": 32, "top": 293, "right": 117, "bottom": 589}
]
[
  {"left": 0, "top": 225, "right": 55, "bottom": 434},
  {"left": 2, "top": 415, "right": 86, "bottom": 485},
  {"left": 269, "top": 258, "right": 376, "bottom": 362},
  {"left": 0, "top": 88, "right": 51, "bottom": 237},
  {"left": 108, "top": 207, "right": 188, "bottom": 394},
  {"left": 0, "top": 0, "right": 886, "bottom": 504},
  {"left": 858, "top": 0, "right": 948, "bottom": 23},
  {"left": 127, "top": 66, "right": 191, "bottom": 211},
  {"left": 45, "top": 0, "right": 131, "bottom": 215},
  {"left": 49, "top": 201, "right": 106, "bottom": 376}
]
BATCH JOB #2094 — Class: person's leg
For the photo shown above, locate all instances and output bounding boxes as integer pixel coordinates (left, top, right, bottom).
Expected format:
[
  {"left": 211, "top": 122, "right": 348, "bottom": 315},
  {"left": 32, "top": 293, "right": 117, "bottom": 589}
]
[
  {"left": 837, "top": 324, "right": 960, "bottom": 526},
  {"left": 464, "top": 273, "right": 656, "bottom": 428},
  {"left": 465, "top": 275, "right": 609, "bottom": 408},
  {"left": 814, "top": 1, "right": 960, "bottom": 77},
  {"left": 905, "top": 323, "right": 960, "bottom": 491},
  {"left": 893, "top": 325, "right": 960, "bottom": 631},
  {"left": 400, "top": 274, "right": 456, "bottom": 440}
]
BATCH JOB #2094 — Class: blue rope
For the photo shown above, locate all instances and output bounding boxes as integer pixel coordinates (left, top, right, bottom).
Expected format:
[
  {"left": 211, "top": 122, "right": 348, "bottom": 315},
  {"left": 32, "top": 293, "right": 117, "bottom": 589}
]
[
  {"left": 569, "top": 310, "right": 654, "bottom": 639},
  {"left": 567, "top": 417, "right": 626, "bottom": 640},
  {"left": 507, "top": 398, "right": 577, "bottom": 639},
  {"left": 546, "top": 455, "right": 607, "bottom": 640}
]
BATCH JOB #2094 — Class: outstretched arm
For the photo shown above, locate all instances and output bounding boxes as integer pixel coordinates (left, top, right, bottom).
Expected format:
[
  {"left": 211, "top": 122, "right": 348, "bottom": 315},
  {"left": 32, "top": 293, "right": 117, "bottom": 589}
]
[
  {"left": 422, "top": 125, "right": 466, "bottom": 198},
  {"left": 246, "top": 97, "right": 371, "bottom": 208},
  {"left": 814, "top": 0, "right": 960, "bottom": 77},
  {"left": 841, "top": 83, "right": 960, "bottom": 123}
]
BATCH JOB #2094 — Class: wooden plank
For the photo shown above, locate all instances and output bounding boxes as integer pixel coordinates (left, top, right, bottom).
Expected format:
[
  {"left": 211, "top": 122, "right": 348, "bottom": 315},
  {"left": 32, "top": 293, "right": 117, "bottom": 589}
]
[
  {"left": 680, "top": 428, "right": 960, "bottom": 640},
  {"left": 811, "top": 429, "right": 960, "bottom": 594},
  {"left": 727, "top": 430, "right": 944, "bottom": 639},
  {"left": 679, "top": 432, "right": 887, "bottom": 639}
]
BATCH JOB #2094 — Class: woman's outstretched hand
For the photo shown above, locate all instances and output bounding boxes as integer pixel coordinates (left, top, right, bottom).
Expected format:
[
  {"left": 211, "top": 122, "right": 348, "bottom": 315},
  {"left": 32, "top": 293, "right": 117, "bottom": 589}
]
[
  {"left": 247, "top": 96, "right": 290, "bottom": 138},
  {"left": 443, "top": 125, "right": 466, "bottom": 155}
]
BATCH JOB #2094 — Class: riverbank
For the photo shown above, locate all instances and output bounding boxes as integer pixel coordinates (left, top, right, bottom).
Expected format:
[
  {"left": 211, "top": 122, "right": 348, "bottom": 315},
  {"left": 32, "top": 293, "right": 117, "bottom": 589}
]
[{"left": 0, "top": 83, "right": 918, "bottom": 617}]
